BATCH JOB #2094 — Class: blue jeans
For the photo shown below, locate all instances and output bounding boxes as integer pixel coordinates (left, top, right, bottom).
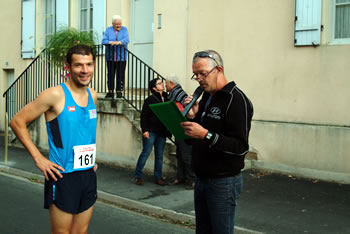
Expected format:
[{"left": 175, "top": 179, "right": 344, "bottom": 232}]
[
  {"left": 135, "top": 132, "right": 166, "bottom": 179},
  {"left": 194, "top": 173, "right": 243, "bottom": 234}
]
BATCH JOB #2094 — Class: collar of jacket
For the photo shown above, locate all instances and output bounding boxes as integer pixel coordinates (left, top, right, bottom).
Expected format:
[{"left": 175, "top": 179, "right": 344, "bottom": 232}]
[
  {"left": 202, "top": 81, "right": 237, "bottom": 100},
  {"left": 220, "top": 81, "right": 237, "bottom": 94},
  {"left": 151, "top": 91, "right": 167, "bottom": 102}
]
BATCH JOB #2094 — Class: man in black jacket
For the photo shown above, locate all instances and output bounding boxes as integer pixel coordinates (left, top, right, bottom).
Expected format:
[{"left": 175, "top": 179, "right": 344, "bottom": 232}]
[
  {"left": 135, "top": 78, "right": 169, "bottom": 186},
  {"left": 181, "top": 50, "right": 253, "bottom": 234}
]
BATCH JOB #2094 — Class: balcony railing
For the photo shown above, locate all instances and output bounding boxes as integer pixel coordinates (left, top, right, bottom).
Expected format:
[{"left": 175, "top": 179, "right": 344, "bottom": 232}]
[{"left": 2, "top": 44, "right": 165, "bottom": 124}]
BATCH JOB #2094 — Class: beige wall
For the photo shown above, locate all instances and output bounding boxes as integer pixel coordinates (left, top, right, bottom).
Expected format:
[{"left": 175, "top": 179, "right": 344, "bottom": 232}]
[
  {"left": 151, "top": 0, "right": 350, "bottom": 125},
  {"left": 0, "top": 0, "right": 32, "bottom": 131},
  {"left": 176, "top": 0, "right": 350, "bottom": 126},
  {"left": 106, "top": 0, "right": 130, "bottom": 30},
  {"left": 153, "top": 0, "right": 190, "bottom": 92}
]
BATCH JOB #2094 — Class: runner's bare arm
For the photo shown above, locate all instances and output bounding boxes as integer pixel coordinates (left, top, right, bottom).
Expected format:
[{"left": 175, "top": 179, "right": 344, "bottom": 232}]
[{"left": 9, "top": 87, "right": 65, "bottom": 181}]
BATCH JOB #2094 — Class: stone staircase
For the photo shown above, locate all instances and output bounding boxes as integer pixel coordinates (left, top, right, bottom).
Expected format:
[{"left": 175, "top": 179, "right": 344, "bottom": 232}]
[{"left": 97, "top": 96, "right": 177, "bottom": 171}]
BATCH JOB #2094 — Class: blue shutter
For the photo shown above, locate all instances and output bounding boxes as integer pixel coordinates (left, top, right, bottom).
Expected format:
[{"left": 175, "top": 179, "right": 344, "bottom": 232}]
[
  {"left": 294, "top": 0, "right": 322, "bottom": 46},
  {"left": 56, "top": 0, "right": 69, "bottom": 30},
  {"left": 21, "top": 0, "right": 35, "bottom": 58},
  {"left": 92, "top": 0, "right": 106, "bottom": 44}
]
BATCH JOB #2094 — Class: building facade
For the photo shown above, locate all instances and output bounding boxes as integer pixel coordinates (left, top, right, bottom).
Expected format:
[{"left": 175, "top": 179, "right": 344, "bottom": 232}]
[{"left": 1, "top": 0, "right": 350, "bottom": 182}]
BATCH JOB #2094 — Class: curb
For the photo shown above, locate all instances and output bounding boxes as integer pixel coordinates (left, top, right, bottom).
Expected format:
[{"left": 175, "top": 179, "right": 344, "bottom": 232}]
[
  {"left": 0, "top": 164, "right": 194, "bottom": 225},
  {"left": 0, "top": 164, "right": 44, "bottom": 182},
  {"left": 98, "top": 190, "right": 195, "bottom": 224},
  {"left": 0, "top": 164, "right": 264, "bottom": 234}
]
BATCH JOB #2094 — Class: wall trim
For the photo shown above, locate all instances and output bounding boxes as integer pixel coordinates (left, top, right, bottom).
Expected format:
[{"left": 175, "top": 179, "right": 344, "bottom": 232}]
[
  {"left": 253, "top": 119, "right": 350, "bottom": 128},
  {"left": 244, "top": 159, "right": 350, "bottom": 184}
]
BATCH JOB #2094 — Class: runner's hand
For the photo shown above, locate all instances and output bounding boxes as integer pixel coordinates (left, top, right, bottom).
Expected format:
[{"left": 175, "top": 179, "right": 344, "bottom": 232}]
[{"left": 34, "top": 155, "right": 64, "bottom": 181}]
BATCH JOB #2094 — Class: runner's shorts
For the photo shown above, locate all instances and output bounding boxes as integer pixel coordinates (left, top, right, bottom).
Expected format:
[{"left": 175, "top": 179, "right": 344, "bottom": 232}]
[{"left": 44, "top": 168, "right": 97, "bottom": 214}]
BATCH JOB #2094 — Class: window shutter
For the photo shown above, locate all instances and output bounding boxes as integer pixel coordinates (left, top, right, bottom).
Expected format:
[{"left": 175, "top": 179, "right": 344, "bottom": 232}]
[
  {"left": 92, "top": 0, "right": 106, "bottom": 44},
  {"left": 294, "top": 0, "right": 322, "bottom": 46},
  {"left": 21, "top": 0, "right": 35, "bottom": 58},
  {"left": 56, "top": 0, "right": 69, "bottom": 30}
]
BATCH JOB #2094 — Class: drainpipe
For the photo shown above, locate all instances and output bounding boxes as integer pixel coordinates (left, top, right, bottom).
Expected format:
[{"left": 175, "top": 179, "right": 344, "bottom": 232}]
[{"left": 4, "top": 112, "right": 8, "bottom": 164}]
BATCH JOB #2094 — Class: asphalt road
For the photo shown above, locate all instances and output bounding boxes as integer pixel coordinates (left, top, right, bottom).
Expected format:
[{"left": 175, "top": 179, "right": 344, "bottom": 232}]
[{"left": 0, "top": 172, "right": 194, "bottom": 234}]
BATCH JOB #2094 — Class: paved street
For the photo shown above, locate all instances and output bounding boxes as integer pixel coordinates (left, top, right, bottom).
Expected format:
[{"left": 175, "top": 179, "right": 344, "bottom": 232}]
[
  {"left": 0, "top": 173, "right": 194, "bottom": 234},
  {"left": 1, "top": 137, "right": 350, "bottom": 234}
]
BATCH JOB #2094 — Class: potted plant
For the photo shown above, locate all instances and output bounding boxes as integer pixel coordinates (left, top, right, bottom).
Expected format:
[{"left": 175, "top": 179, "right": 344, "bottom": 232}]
[{"left": 47, "top": 27, "right": 96, "bottom": 79}]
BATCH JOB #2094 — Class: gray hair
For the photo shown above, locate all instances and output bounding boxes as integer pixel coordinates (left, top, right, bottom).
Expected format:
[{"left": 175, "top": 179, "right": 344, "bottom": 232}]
[
  {"left": 167, "top": 74, "right": 179, "bottom": 85},
  {"left": 112, "top": 15, "right": 122, "bottom": 23},
  {"left": 193, "top": 50, "right": 224, "bottom": 69}
]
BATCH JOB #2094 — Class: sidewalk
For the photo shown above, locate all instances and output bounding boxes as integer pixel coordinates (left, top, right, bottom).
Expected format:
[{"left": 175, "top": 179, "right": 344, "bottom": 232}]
[{"left": 1, "top": 138, "right": 350, "bottom": 234}]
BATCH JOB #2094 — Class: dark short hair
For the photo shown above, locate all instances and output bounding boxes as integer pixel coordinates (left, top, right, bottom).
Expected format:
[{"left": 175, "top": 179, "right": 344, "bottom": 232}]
[
  {"left": 149, "top": 78, "right": 160, "bottom": 91},
  {"left": 65, "top": 44, "right": 95, "bottom": 65}
]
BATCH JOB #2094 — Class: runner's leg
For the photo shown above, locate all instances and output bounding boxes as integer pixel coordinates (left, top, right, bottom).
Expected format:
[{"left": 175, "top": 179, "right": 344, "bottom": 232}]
[
  {"left": 70, "top": 206, "right": 94, "bottom": 234},
  {"left": 49, "top": 204, "right": 73, "bottom": 234}
]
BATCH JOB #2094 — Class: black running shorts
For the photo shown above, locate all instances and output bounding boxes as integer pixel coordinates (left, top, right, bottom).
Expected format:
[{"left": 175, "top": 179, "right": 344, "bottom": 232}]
[{"left": 44, "top": 168, "right": 97, "bottom": 214}]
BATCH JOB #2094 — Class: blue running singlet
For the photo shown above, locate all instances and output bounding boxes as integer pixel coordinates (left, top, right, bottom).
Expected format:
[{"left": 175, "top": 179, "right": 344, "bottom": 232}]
[{"left": 46, "top": 83, "right": 97, "bottom": 173}]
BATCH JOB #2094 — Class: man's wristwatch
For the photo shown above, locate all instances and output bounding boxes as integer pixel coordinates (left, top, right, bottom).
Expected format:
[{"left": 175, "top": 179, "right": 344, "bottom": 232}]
[{"left": 205, "top": 131, "right": 213, "bottom": 141}]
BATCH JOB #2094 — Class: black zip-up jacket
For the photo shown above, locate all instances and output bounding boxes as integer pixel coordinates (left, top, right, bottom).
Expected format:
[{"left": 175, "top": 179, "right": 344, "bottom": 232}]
[
  {"left": 192, "top": 81, "right": 253, "bottom": 178},
  {"left": 140, "top": 91, "right": 170, "bottom": 136}
]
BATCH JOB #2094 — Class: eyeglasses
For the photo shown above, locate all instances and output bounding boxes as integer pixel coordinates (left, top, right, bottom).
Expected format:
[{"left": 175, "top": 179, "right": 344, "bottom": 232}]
[
  {"left": 155, "top": 82, "right": 163, "bottom": 86},
  {"left": 191, "top": 66, "right": 217, "bottom": 81},
  {"left": 193, "top": 51, "right": 219, "bottom": 67}
]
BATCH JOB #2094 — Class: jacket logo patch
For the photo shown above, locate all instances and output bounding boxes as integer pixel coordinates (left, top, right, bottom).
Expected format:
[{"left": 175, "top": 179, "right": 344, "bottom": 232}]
[
  {"left": 210, "top": 107, "right": 221, "bottom": 115},
  {"left": 207, "top": 107, "right": 221, "bottom": 120},
  {"left": 68, "top": 106, "right": 76, "bottom": 112}
]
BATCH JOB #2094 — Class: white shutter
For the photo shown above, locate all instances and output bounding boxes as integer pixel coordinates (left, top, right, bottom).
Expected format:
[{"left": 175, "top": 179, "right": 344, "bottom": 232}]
[
  {"left": 56, "top": 0, "right": 69, "bottom": 30},
  {"left": 92, "top": 0, "right": 106, "bottom": 44},
  {"left": 21, "top": 0, "right": 35, "bottom": 58},
  {"left": 294, "top": 0, "right": 322, "bottom": 46}
]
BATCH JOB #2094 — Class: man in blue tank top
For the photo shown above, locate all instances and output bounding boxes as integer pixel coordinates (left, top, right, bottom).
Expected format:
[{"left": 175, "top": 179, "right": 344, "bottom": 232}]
[{"left": 10, "top": 44, "right": 98, "bottom": 233}]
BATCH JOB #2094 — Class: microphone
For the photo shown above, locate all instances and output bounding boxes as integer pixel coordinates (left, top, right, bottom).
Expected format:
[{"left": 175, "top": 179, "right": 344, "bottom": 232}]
[{"left": 182, "top": 86, "right": 204, "bottom": 117}]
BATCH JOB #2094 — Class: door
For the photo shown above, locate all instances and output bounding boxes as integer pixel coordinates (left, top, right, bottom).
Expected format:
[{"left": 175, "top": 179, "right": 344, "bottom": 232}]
[
  {"left": 5, "top": 69, "right": 15, "bottom": 119},
  {"left": 130, "top": 0, "right": 154, "bottom": 67}
]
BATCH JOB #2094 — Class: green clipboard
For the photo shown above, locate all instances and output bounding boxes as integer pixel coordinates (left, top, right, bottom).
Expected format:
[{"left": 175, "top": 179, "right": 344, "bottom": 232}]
[{"left": 149, "top": 101, "right": 190, "bottom": 139}]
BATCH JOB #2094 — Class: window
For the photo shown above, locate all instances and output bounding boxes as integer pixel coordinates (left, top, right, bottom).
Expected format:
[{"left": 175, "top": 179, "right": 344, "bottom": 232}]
[
  {"left": 56, "top": 0, "right": 69, "bottom": 30},
  {"left": 45, "top": 0, "right": 56, "bottom": 45},
  {"left": 80, "top": 0, "right": 93, "bottom": 33},
  {"left": 334, "top": 0, "right": 350, "bottom": 40},
  {"left": 294, "top": 0, "right": 322, "bottom": 46},
  {"left": 22, "top": 0, "right": 35, "bottom": 58},
  {"left": 79, "top": 0, "right": 106, "bottom": 43}
]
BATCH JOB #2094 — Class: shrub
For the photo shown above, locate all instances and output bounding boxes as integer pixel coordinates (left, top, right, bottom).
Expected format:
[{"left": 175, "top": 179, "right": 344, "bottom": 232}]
[{"left": 47, "top": 27, "right": 96, "bottom": 67}]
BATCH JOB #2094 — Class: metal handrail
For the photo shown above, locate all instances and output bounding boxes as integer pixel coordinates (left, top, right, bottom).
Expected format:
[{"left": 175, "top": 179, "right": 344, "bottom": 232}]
[{"left": 2, "top": 44, "right": 166, "bottom": 124}]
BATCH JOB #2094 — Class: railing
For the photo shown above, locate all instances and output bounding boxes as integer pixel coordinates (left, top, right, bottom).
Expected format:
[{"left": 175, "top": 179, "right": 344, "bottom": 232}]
[{"left": 2, "top": 44, "right": 165, "bottom": 124}]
